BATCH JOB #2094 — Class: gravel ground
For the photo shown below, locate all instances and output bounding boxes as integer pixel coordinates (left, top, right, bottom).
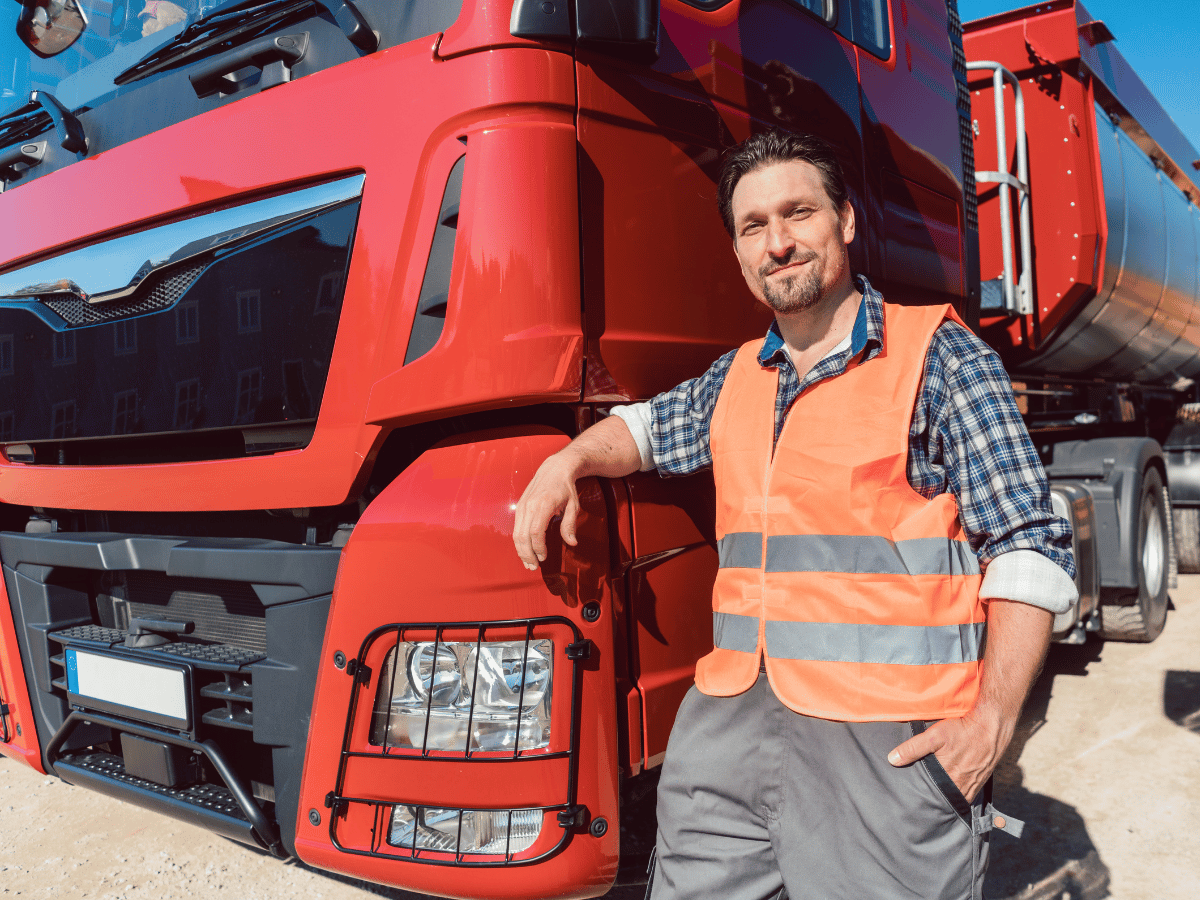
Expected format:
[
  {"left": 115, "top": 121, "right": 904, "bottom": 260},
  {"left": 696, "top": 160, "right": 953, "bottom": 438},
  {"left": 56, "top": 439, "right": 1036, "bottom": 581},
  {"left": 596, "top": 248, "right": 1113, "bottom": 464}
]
[{"left": 3, "top": 579, "right": 1199, "bottom": 899}]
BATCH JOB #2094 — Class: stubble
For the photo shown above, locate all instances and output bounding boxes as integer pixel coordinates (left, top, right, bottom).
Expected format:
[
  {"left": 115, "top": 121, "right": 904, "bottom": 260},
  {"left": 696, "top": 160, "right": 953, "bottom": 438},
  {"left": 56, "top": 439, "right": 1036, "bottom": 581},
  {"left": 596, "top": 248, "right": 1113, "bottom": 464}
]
[{"left": 758, "top": 250, "right": 826, "bottom": 314}]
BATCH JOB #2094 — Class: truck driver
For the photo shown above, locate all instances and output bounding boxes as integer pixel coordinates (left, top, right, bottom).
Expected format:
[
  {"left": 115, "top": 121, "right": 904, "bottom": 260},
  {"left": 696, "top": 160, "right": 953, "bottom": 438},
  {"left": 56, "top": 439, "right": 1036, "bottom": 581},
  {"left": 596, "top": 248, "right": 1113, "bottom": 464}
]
[{"left": 513, "top": 129, "right": 1077, "bottom": 900}]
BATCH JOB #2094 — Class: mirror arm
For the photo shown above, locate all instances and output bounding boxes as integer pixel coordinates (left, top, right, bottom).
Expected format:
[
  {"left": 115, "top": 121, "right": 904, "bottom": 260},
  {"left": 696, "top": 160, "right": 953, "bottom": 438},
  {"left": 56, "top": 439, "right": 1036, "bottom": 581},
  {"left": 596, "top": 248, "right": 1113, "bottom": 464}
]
[
  {"left": 313, "top": 0, "right": 377, "bottom": 52},
  {"left": 31, "top": 90, "right": 87, "bottom": 154}
]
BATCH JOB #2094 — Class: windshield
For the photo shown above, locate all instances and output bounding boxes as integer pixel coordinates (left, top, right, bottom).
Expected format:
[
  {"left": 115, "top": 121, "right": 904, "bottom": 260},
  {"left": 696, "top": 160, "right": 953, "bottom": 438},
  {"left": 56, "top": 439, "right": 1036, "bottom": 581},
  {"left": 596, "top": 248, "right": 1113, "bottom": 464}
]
[{"left": 1, "top": 0, "right": 249, "bottom": 116}]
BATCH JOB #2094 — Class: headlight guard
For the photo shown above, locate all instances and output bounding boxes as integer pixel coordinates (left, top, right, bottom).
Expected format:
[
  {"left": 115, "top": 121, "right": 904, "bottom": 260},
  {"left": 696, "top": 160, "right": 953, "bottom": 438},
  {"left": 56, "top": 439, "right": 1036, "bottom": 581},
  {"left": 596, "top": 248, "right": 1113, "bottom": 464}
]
[{"left": 327, "top": 616, "right": 593, "bottom": 867}]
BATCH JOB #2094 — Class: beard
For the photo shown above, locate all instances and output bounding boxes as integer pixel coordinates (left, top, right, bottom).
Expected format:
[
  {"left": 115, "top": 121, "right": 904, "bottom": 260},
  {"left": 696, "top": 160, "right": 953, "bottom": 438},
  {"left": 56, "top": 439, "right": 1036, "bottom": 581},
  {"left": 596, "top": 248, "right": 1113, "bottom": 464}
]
[{"left": 758, "top": 250, "right": 826, "bottom": 313}]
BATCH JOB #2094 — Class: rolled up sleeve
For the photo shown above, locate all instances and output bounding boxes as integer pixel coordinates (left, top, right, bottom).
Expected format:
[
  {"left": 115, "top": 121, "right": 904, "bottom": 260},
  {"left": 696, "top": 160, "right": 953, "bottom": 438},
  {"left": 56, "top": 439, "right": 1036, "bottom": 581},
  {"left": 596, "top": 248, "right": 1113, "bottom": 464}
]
[{"left": 916, "top": 323, "right": 1077, "bottom": 614}]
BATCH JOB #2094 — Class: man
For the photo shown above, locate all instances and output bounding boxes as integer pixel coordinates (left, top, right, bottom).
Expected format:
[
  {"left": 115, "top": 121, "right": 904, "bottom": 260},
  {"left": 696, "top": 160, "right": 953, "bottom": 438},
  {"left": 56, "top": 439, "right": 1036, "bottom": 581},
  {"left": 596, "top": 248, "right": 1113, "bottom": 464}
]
[
  {"left": 139, "top": 0, "right": 188, "bottom": 36},
  {"left": 513, "top": 131, "right": 1077, "bottom": 899}
]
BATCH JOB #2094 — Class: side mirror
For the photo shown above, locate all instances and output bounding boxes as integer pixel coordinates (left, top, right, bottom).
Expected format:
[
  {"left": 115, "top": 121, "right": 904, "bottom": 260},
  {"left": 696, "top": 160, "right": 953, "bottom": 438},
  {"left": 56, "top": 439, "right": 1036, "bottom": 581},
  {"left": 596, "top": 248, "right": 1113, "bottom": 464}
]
[
  {"left": 17, "top": 0, "right": 89, "bottom": 58},
  {"left": 576, "top": 0, "right": 659, "bottom": 62},
  {"left": 510, "top": 0, "right": 660, "bottom": 63}
]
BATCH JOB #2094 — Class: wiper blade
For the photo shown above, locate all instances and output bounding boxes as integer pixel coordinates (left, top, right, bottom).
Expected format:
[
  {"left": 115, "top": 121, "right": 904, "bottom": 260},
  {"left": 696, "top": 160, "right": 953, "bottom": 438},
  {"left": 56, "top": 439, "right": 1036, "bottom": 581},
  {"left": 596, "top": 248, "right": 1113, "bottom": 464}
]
[
  {"left": 114, "top": 0, "right": 313, "bottom": 85},
  {"left": 0, "top": 100, "right": 50, "bottom": 151},
  {"left": 114, "top": 0, "right": 375, "bottom": 86}
]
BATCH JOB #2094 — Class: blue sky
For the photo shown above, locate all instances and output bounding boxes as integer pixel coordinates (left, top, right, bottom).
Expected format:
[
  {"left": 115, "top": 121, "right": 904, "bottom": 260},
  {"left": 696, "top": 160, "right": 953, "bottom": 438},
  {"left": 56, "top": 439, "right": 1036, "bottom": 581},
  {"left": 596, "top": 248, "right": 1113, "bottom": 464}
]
[{"left": 959, "top": 0, "right": 1200, "bottom": 153}]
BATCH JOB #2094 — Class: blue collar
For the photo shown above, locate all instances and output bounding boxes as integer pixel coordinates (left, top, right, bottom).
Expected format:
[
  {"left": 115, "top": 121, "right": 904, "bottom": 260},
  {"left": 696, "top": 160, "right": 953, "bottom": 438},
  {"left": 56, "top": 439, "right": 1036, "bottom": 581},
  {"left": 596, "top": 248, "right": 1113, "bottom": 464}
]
[{"left": 757, "top": 274, "right": 884, "bottom": 369}]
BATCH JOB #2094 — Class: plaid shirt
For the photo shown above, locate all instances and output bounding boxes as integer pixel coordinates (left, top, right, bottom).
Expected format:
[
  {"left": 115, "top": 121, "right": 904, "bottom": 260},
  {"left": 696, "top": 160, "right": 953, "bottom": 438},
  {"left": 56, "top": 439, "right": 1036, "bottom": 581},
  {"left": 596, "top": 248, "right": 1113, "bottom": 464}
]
[{"left": 642, "top": 276, "right": 1075, "bottom": 576}]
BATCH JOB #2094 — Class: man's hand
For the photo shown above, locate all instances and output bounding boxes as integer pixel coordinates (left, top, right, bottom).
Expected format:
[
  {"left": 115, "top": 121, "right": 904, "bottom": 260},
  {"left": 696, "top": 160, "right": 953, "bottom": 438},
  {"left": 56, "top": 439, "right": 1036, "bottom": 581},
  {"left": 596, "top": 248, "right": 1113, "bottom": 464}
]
[
  {"left": 887, "top": 598, "right": 1053, "bottom": 802},
  {"left": 513, "top": 453, "right": 582, "bottom": 570},
  {"left": 512, "top": 415, "right": 644, "bottom": 571},
  {"left": 887, "top": 709, "right": 1010, "bottom": 803}
]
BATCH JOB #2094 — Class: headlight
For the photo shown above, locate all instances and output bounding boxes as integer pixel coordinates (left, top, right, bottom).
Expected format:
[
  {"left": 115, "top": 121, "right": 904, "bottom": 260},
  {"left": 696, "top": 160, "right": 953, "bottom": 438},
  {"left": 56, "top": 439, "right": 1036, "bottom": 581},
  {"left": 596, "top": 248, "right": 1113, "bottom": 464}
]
[
  {"left": 387, "top": 805, "right": 544, "bottom": 855},
  {"left": 369, "top": 639, "right": 553, "bottom": 752},
  {"left": 408, "top": 643, "right": 463, "bottom": 706}
]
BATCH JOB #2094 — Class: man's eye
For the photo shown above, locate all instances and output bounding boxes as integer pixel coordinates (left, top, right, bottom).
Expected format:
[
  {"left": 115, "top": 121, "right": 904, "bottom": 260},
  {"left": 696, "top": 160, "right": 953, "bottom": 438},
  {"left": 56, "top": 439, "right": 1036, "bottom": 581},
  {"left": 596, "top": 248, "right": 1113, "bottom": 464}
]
[
  {"left": 741, "top": 221, "right": 763, "bottom": 235},
  {"left": 789, "top": 207, "right": 811, "bottom": 218}
]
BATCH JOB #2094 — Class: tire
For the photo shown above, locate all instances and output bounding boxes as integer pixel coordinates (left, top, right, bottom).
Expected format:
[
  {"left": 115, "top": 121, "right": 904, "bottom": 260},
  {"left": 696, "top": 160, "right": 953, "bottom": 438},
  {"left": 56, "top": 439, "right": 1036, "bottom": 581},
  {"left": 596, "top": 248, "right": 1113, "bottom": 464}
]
[
  {"left": 1173, "top": 507, "right": 1200, "bottom": 573},
  {"left": 1100, "top": 467, "right": 1170, "bottom": 642}
]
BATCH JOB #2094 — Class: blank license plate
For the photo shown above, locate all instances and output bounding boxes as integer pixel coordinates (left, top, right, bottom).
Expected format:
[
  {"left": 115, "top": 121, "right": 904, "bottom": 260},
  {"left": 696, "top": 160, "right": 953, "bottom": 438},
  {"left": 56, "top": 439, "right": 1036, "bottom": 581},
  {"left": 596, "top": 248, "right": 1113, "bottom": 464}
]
[{"left": 65, "top": 649, "right": 190, "bottom": 730}]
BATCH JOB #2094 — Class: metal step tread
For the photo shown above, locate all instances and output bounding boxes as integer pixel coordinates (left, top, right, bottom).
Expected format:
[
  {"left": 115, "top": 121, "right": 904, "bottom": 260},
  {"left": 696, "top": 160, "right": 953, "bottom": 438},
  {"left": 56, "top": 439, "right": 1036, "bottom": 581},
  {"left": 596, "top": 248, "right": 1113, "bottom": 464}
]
[
  {"left": 48, "top": 626, "right": 265, "bottom": 671},
  {"left": 58, "top": 751, "right": 250, "bottom": 822},
  {"left": 50, "top": 624, "right": 125, "bottom": 645},
  {"left": 157, "top": 642, "right": 264, "bottom": 667}
]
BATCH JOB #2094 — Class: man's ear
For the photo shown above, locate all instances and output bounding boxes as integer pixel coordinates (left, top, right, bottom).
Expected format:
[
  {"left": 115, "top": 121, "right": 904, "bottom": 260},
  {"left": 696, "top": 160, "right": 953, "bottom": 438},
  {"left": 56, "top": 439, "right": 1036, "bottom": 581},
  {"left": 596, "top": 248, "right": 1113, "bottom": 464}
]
[{"left": 840, "top": 202, "right": 856, "bottom": 245}]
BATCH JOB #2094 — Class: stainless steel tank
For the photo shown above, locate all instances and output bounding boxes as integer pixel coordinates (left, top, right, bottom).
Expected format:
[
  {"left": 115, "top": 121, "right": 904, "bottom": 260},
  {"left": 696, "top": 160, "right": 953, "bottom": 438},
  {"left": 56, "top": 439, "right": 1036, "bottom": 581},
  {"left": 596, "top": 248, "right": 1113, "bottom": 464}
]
[{"left": 1027, "top": 107, "right": 1200, "bottom": 382}]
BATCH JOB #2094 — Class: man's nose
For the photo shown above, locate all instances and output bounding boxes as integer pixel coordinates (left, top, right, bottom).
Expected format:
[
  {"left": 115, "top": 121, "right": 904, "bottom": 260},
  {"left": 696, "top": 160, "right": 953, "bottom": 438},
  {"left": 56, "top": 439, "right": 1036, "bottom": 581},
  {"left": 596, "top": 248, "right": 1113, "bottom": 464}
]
[{"left": 765, "top": 219, "right": 795, "bottom": 258}]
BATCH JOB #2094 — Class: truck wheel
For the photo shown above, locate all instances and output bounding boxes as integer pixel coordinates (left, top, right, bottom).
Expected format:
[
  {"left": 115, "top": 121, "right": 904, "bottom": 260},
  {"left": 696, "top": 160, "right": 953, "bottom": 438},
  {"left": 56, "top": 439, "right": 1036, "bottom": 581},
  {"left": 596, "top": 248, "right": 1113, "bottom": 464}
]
[
  {"left": 1173, "top": 508, "right": 1200, "bottom": 573},
  {"left": 1100, "top": 467, "right": 1170, "bottom": 642}
]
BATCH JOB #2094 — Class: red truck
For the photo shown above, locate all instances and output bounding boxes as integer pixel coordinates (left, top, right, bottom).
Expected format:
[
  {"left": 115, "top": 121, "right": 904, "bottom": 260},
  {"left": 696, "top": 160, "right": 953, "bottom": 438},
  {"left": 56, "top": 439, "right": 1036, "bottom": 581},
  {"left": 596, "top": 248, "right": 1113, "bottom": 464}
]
[{"left": 0, "top": 0, "right": 1195, "bottom": 897}]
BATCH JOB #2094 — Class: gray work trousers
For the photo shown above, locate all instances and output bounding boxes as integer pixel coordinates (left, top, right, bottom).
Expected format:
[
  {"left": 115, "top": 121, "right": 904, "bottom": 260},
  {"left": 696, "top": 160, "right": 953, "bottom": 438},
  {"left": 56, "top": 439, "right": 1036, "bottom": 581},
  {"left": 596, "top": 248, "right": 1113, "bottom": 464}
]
[{"left": 647, "top": 676, "right": 1004, "bottom": 900}]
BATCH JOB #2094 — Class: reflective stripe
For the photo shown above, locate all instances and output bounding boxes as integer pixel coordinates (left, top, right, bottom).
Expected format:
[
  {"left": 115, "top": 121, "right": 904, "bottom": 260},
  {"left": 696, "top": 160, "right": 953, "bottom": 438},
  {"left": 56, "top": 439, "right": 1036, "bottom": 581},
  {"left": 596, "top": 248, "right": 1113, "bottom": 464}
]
[
  {"left": 713, "top": 611, "right": 759, "bottom": 653},
  {"left": 764, "top": 535, "right": 980, "bottom": 576},
  {"left": 764, "top": 621, "right": 986, "bottom": 665},
  {"left": 718, "top": 532, "right": 763, "bottom": 569}
]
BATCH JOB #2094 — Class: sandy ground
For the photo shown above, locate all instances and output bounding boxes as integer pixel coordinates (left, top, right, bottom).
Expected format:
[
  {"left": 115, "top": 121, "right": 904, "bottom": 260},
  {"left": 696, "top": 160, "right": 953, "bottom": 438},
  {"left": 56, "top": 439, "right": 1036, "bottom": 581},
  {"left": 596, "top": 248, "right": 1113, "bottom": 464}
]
[{"left": 3, "top": 579, "right": 1200, "bottom": 900}]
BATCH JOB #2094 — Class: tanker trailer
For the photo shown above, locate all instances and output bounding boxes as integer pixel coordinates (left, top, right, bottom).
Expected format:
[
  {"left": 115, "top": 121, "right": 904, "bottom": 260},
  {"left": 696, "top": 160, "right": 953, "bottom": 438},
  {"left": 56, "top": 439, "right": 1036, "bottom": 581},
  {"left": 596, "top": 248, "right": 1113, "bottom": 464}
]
[{"left": 964, "top": 0, "right": 1200, "bottom": 643}]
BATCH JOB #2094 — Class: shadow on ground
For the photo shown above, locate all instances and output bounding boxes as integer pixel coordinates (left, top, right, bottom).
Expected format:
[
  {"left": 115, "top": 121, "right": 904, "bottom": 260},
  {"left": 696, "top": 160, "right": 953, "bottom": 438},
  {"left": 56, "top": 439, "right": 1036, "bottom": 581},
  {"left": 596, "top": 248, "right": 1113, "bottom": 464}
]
[
  {"left": 223, "top": 840, "right": 433, "bottom": 899},
  {"left": 1163, "top": 669, "right": 1200, "bottom": 734},
  {"left": 984, "top": 640, "right": 1111, "bottom": 900}
]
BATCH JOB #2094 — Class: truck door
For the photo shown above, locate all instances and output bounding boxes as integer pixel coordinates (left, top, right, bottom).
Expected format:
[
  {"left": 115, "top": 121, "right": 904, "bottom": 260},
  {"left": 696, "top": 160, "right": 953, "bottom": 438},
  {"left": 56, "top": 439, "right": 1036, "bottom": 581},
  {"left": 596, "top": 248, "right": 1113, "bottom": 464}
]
[
  {"left": 575, "top": 0, "right": 866, "bottom": 768},
  {"left": 855, "top": 0, "right": 973, "bottom": 306}
]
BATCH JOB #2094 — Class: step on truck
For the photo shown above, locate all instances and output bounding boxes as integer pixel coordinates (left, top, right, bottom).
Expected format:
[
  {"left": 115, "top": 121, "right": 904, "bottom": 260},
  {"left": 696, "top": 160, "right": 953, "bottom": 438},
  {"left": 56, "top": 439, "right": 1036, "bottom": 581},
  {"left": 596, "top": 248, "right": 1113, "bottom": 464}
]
[{"left": 0, "top": 0, "right": 1197, "bottom": 897}]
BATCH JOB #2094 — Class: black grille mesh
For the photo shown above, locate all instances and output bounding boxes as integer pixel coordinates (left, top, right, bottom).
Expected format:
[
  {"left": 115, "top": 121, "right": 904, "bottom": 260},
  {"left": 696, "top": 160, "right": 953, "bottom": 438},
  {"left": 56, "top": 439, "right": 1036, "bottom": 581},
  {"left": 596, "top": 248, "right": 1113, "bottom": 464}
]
[
  {"left": 124, "top": 572, "right": 267, "bottom": 653},
  {"left": 40, "top": 264, "right": 205, "bottom": 327},
  {"left": 946, "top": 0, "right": 979, "bottom": 231}
]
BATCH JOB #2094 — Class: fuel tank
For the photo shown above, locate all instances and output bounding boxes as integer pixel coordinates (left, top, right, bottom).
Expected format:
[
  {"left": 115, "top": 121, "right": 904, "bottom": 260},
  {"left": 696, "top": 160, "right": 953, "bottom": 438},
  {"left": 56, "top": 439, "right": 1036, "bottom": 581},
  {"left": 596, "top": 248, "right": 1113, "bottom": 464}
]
[{"left": 965, "top": 0, "right": 1200, "bottom": 383}]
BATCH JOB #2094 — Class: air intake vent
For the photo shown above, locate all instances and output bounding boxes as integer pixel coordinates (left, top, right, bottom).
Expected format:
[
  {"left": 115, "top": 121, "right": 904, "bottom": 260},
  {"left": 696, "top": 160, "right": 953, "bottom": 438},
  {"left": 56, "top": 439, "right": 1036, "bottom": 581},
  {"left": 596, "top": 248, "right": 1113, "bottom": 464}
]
[
  {"left": 122, "top": 572, "right": 268, "bottom": 653},
  {"left": 405, "top": 154, "right": 466, "bottom": 364},
  {"left": 39, "top": 264, "right": 206, "bottom": 327}
]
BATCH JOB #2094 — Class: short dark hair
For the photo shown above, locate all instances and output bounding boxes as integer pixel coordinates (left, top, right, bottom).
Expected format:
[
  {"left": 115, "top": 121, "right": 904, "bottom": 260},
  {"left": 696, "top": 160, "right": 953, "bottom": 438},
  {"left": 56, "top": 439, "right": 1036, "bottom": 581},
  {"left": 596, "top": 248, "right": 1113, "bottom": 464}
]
[{"left": 716, "top": 130, "right": 849, "bottom": 237}]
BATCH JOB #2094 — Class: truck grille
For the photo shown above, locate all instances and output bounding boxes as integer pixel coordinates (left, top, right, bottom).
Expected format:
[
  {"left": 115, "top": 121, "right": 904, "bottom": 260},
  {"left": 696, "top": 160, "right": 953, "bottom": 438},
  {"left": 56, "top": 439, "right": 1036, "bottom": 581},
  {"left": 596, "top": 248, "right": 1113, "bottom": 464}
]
[
  {"left": 122, "top": 571, "right": 268, "bottom": 654},
  {"left": 0, "top": 188, "right": 359, "bottom": 450},
  {"left": 1, "top": 528, "right": 338, "bottom": 856},
  {"left": 39, "top": 264, "right": 206, "bottom": 327},
  {"left": 48, "top": 625, "right": 263, "bottom": 736}
]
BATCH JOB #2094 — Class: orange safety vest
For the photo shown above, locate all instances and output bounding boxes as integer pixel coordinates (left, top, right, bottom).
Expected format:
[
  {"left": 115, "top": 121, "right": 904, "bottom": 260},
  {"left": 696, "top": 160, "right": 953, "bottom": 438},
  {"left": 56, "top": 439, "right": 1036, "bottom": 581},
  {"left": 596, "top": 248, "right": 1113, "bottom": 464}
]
[{"left": 695, "top": 301, "right": 985, "bottom": 722}]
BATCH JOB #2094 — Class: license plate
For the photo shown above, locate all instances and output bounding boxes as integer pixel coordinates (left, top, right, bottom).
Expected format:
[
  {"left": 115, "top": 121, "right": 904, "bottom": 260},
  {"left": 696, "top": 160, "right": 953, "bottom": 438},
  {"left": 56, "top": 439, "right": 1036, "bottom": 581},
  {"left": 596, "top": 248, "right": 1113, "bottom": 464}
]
[{"left": 65, "top": 649, "right": 191, "bottom": 731}]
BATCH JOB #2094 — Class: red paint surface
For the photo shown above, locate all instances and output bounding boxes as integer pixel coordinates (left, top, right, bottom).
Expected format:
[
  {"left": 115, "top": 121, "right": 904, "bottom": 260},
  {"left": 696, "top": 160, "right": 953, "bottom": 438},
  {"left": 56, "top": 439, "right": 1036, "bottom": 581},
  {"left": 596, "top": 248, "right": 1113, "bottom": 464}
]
[{"left": 966, "top": 3, "right": 1102, "bottom": 357}]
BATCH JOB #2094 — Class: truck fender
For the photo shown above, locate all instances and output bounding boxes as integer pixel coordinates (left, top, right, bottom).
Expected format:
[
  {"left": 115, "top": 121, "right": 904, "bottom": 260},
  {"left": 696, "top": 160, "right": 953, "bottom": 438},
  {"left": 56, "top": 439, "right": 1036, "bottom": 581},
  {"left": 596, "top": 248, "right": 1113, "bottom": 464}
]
[{"left": 295, "top": 425, "right": 621, "bottom": 900}]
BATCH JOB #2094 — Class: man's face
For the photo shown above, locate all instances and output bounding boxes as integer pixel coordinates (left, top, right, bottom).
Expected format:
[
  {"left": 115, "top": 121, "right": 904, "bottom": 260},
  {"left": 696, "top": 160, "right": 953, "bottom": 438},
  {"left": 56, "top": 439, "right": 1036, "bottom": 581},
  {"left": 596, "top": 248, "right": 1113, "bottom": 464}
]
[
  {"left": 140, "top": 0, "right": 187, "bottom": 36},
  {"left": 730, "top": 159, "right": 855, "bottom": 315}
]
